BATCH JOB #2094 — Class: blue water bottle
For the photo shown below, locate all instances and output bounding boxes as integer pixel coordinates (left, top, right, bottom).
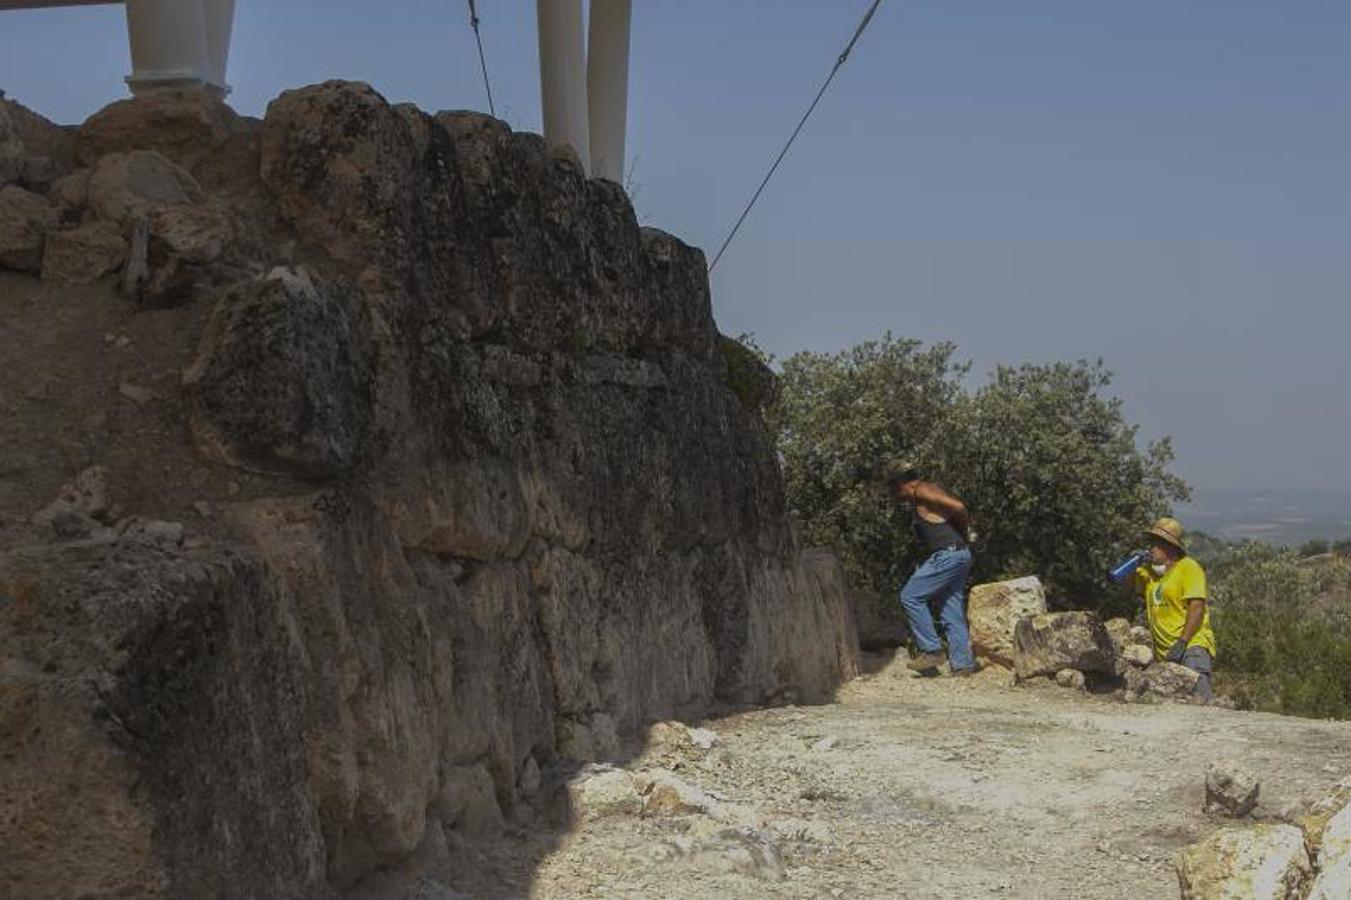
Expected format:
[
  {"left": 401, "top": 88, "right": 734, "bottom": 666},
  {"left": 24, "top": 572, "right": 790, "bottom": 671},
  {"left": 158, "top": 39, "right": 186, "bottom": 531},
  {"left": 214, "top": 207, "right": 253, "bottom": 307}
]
[{"left": 1107, "top": 550, "right": 1146, "bottom": 583}]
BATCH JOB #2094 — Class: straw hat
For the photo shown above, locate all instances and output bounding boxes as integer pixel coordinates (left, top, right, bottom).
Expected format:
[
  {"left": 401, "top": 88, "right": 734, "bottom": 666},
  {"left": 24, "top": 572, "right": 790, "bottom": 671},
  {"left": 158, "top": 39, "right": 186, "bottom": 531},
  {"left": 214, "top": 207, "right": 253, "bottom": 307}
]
[{"left": 1144, "top": 516, "right": 1186, "bottom": 552}]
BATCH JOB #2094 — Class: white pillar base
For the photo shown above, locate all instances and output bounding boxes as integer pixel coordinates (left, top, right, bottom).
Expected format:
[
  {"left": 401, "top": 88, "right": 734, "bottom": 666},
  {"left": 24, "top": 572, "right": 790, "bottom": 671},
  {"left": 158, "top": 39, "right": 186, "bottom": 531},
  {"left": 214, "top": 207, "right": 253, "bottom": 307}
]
[{"left": 124, "top": 0, "right": 233, "bottom": 97}]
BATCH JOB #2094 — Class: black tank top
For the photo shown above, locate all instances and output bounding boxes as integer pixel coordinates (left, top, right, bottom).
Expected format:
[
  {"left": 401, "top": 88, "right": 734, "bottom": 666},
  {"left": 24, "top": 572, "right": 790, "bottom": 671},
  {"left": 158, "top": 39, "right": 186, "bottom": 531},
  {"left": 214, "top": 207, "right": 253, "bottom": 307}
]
[{"left": 912, "top": 506, "right": 966, "bottom": 553}]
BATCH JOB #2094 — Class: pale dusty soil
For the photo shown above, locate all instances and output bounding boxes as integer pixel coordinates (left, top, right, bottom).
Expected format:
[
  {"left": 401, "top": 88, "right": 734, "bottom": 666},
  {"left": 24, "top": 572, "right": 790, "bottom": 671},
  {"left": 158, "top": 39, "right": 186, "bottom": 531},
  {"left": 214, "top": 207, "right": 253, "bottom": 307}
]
[{"left": 434, "top": 652, "right": 1351, "bottom": 900}]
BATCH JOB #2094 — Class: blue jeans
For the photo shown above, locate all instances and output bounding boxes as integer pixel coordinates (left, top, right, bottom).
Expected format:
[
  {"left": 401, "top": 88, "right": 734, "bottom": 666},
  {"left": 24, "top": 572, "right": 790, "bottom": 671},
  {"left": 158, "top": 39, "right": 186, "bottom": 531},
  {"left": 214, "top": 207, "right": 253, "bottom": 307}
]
[{"left": 899, "top": 547, "right": 975, "bottom": 671}]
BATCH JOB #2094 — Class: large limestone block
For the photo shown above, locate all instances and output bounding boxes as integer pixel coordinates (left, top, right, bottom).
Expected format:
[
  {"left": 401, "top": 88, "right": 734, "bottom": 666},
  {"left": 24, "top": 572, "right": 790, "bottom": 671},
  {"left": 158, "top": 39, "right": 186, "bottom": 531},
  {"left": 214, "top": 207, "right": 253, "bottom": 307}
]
[
  {"left": 41, "top": 221, "right": 127, "bottom": 284},
  {"left": 1012, "top": 610, "right": 1116, "bottom": 679},
  {"left": 969, "top": 576, "right": 1047, "bottom": 666},
  {"left": 184, "top": 266, "right": 374, "bottom": 480},
  {"left": 1176, "top": 824, "right": 1311, "bottom": 899},
  {"left": 87, "top": 150, "right": 201, "bottom": 223},
  {"left": 0, "top": 184, "right": 58, "bottom": 271},
  {"left": 76, "top": 89, "right": 246, "bottom": 168}
]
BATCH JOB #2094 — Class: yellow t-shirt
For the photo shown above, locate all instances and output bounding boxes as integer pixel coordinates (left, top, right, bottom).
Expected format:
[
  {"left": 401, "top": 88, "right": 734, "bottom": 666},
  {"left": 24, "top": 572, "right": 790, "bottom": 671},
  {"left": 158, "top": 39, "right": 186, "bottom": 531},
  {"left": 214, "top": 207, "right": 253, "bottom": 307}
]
[{"left": 1137, "top": 556, "right": 1216, "bottom": 659}]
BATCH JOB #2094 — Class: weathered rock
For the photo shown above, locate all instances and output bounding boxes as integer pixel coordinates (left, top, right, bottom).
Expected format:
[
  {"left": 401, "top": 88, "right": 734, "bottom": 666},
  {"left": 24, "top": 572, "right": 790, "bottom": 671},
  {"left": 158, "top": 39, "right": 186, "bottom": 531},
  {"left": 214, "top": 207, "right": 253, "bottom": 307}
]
[
  {"left": 87, "top": 150, "right": 200, "bottom": 225},
  {"left": 566, "top": 766, "right": 642, "bottom": 821},
  {"left": 1055, "top": 668, "right": 1086, "bottom": 690},
  {"left": 0, "top": 102, "right": 23, "bottom": 187},
  {"left": 686, "top": 828, "right": 786, "bottom": 881},
  {"left": 640, "top": 770, "right": 717, "bottom": 817},
  {"left": 1144, "top": 661, "right": 1201, "bottom": 699},
  {"left": 2, "top": 94, "right": 75, "bottom": 171},
  {"left": 183, "top": 266, "right": 374, "bottom": 480},
  {"left": 1012, "top": 610, "right": 1116, "bottom": 680},
  {"left": 1176, "top": 824, "right": 1311, "bottom": 899},
  {"left": 1307, "top": 852, "right": 1351, "bottom": 900},
  {"left": 969, "top": 576, "right": 1048, "bottom": 666},
  {"left": 76, "top": 89, "right": 247, "bottom": 169},
  {"left": 3, "top": 81, "right": 860, "bottom": 898},
  {"left": 116, "top": 518, "right": 186, "bottom": 547},
  {"left": 1205, "top": 759, "right": 1260, "bottom": 817},
  {"left": 647, "top": 720, "right": 719, "bottom": 754},
  {"left": 1119, "top": 644, "right": 1155, "bottom": 668},
  {"left": 145, "top": 200, "right": 229, "bottom": 262},
  {"left": 517, "top": 755, "right": 542, "bottom": 800},
  {"left": 49, "top": 167, "right": 90, "bottom": 214},
  {"left": 0, "top": 184, "right": 58, "bottom": 272},
  {"left": 1104, "top": 617, "right": 1132, "bottom": 653},
  {"left": 41, "top": 221, "right": 128, "bottom": 284},
  {"left": 73, "top": 465, "right": 112, "bottom": 521},
  {"left": 436, "top": 764, "right": 504, "bottom": 839}
]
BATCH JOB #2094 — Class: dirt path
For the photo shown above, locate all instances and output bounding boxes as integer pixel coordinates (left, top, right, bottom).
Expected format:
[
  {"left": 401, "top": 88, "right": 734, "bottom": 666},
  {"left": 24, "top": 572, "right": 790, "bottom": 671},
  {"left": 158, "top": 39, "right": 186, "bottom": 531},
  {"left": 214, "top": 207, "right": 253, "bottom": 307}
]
[{"left": 431, "top": 652, "right": 1351, "bottom": 899}]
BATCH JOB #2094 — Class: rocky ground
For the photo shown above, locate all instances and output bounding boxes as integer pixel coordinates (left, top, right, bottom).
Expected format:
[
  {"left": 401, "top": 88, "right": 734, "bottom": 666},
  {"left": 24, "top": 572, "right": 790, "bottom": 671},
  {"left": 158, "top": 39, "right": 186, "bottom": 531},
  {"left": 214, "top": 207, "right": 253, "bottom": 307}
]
[{"left": 424, "top": 652, "right": 1351, "bottom": 899}]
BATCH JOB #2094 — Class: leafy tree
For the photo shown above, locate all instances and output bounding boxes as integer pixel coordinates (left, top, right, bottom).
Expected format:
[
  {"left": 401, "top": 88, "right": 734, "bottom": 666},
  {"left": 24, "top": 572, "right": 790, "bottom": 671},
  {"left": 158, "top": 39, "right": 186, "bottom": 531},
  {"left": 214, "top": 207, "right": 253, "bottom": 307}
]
[{"left": 764, "top": 334, "right": 1187, "bottom": 611}]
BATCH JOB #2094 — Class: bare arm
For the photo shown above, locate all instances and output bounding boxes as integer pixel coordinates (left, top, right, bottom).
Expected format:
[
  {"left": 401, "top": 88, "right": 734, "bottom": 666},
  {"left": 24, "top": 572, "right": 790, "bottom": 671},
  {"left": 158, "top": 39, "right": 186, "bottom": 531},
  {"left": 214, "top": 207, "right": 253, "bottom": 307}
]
[{"left": 914, "top": 482, "right": 970, "bottom": 536}]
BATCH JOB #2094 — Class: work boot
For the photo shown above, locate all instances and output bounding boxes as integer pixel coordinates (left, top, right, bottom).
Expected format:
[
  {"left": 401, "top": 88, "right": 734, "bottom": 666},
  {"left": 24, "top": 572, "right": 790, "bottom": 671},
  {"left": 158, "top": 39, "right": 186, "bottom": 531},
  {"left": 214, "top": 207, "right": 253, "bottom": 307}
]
[{"left": 906, "top": 650, "right": 946, "bottom": 672}]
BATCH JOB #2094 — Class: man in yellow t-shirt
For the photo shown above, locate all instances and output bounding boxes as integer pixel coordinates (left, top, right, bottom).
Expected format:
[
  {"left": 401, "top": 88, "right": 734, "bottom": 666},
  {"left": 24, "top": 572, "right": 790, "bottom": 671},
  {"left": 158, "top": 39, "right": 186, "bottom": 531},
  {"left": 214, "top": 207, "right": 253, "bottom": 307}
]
[{"left": 1135, "top": 516, "right": 1216, "bottom": 703}]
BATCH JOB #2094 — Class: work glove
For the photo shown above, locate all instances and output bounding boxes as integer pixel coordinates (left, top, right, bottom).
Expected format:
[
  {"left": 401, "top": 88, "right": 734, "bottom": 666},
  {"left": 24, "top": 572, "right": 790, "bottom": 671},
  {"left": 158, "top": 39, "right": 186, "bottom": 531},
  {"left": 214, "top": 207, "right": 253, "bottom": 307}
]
[{"left": 1166, "top": 639, "right": 1188, "bottom": 664}]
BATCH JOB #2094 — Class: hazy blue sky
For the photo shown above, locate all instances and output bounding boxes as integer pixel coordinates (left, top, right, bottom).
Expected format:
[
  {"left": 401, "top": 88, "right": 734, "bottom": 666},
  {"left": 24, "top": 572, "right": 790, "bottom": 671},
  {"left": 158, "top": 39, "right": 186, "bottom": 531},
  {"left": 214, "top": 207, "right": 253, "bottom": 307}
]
[{"left": 3, "top": 1, "right": 1348, "bottom": 492}]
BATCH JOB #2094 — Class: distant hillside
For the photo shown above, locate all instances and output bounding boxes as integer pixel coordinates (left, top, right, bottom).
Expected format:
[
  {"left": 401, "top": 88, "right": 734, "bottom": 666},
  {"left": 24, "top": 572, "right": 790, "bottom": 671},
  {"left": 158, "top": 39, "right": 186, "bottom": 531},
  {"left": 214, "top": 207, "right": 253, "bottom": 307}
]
[{"left": 1179, "top": 487, "right": 1351, "bottom": 547}]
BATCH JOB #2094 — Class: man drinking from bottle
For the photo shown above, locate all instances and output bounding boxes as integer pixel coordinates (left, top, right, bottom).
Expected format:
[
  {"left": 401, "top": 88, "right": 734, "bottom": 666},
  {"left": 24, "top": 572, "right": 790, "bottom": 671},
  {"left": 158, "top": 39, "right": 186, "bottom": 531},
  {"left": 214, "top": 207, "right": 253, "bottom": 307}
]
[{"left": 1136, "top": 517, "right": 1216, "bottom": 703}]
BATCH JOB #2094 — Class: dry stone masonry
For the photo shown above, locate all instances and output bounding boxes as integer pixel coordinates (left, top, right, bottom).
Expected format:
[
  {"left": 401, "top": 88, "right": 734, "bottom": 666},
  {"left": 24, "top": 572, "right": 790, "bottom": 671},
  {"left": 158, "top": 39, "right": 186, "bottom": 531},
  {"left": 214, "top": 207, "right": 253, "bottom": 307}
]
[{"left": 0, "top": 83, "right": 858, "bottom": 897}]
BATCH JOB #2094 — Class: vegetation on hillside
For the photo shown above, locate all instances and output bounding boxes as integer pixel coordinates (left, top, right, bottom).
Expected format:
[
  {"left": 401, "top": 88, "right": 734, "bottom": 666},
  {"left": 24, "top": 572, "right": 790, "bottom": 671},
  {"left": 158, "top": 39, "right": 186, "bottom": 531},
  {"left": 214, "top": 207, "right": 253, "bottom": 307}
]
[
  {"left": 744, "top": 332, "right": 1351, "bottom": 720},
  {"left": 1192, "top": 539, "right": 1351, "bottom": 719},
  {"left": 756, "top": 333, "right": 1186, "bottom": 608}
]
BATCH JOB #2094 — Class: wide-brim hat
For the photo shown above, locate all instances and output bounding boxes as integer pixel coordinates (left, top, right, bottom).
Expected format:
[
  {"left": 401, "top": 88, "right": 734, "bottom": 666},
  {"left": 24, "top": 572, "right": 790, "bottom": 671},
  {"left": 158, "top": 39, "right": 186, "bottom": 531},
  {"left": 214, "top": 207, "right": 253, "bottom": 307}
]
[{"left": 1144, "top": 516, "right": 1185, "bottom": 552}]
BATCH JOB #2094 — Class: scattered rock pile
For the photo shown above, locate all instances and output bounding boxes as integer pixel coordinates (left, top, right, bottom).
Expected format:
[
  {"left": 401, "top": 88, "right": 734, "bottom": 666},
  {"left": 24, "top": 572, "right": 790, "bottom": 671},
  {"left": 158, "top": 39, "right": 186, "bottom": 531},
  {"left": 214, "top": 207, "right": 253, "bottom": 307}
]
[
  {"left": 963, "top": 576, "right": 1215, "bottom": 705},
  {"left": 1177, "top": 777, "right": 1351, "bottom": 898}
]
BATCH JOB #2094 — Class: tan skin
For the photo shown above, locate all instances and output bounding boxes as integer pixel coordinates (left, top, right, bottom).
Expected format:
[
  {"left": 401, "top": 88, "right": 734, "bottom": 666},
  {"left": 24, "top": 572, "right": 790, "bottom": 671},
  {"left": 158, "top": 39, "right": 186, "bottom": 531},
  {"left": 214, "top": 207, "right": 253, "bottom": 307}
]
[
  {"left": 1146, "top": 538, "right": 1206, "bottom": 645},
  {"left": 892, "top": 479, "right": 971, "bottom": 540}
]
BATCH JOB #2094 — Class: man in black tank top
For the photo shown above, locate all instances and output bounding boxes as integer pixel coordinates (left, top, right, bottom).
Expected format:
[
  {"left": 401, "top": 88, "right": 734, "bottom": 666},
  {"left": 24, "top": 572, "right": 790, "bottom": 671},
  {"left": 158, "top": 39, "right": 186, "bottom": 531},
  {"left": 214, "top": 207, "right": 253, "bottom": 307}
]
[{"left": 885, "top": 461, "right": 976, "bottom": 675}]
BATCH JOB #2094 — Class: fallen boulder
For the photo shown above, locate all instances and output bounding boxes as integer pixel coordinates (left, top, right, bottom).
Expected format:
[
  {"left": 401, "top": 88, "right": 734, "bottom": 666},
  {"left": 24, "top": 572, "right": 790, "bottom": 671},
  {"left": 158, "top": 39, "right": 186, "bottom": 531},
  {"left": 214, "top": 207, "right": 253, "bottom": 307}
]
[
  {"left": 1176, "top": 824, "right": 1311, "bottom": 899},
  {"left": 1144, "top": 661, "right": 1201, "bottom": 699},
  {"left": 970, "top": 576, "right": 1047, "bottom": 667},
  {"left": 41, "top": 221, "right": 127, "bottom": 284},
  {"left": 1055, "top": 668, "right": 1086, "bottom": 690},
  {"left": 1205, "top": 759, "right": 1260, "bottom": 818},
  {"left": 0, "top": 184, "right": 58, "bottom": 272},
  {"left": 1012, "top": 610, "right": 1116, "bottom": 680},
  {"left": 566, "top": 765, "right": 642, "bottom": 821}
]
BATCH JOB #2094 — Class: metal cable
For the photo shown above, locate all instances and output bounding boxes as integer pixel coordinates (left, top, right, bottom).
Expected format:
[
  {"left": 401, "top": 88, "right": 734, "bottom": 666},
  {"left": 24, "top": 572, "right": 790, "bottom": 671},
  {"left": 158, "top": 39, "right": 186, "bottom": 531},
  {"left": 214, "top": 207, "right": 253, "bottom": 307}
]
[
  {"left": 708, "top": 0, "right": 885, "bottom": 273},
  {"left": 467, "top": 0, "right": 496, "bottom": 116}
]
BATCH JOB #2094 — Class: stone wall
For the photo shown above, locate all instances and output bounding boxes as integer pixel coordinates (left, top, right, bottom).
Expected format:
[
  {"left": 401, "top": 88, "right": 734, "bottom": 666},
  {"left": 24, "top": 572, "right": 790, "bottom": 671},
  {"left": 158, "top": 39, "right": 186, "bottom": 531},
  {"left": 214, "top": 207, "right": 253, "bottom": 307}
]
[{"left": 0, "top": 83, "right": 858, "bottom": 896}]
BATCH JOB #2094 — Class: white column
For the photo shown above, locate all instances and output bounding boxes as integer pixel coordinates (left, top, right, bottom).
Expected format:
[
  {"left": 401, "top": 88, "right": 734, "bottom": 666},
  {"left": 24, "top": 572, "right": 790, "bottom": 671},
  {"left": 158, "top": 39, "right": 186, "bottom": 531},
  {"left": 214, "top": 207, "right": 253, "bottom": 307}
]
[
  {"left": 201, "top": 0, "right": 235, "bottom": 94},
  {"left": 124, "top": 0, "right": 232, "bottom": 97},
  {"left": 536, "top": 0, "right": 590, "bottom": 172},
  {"left": 587, "top": 0, "right": 631, "bottom": 184}
]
